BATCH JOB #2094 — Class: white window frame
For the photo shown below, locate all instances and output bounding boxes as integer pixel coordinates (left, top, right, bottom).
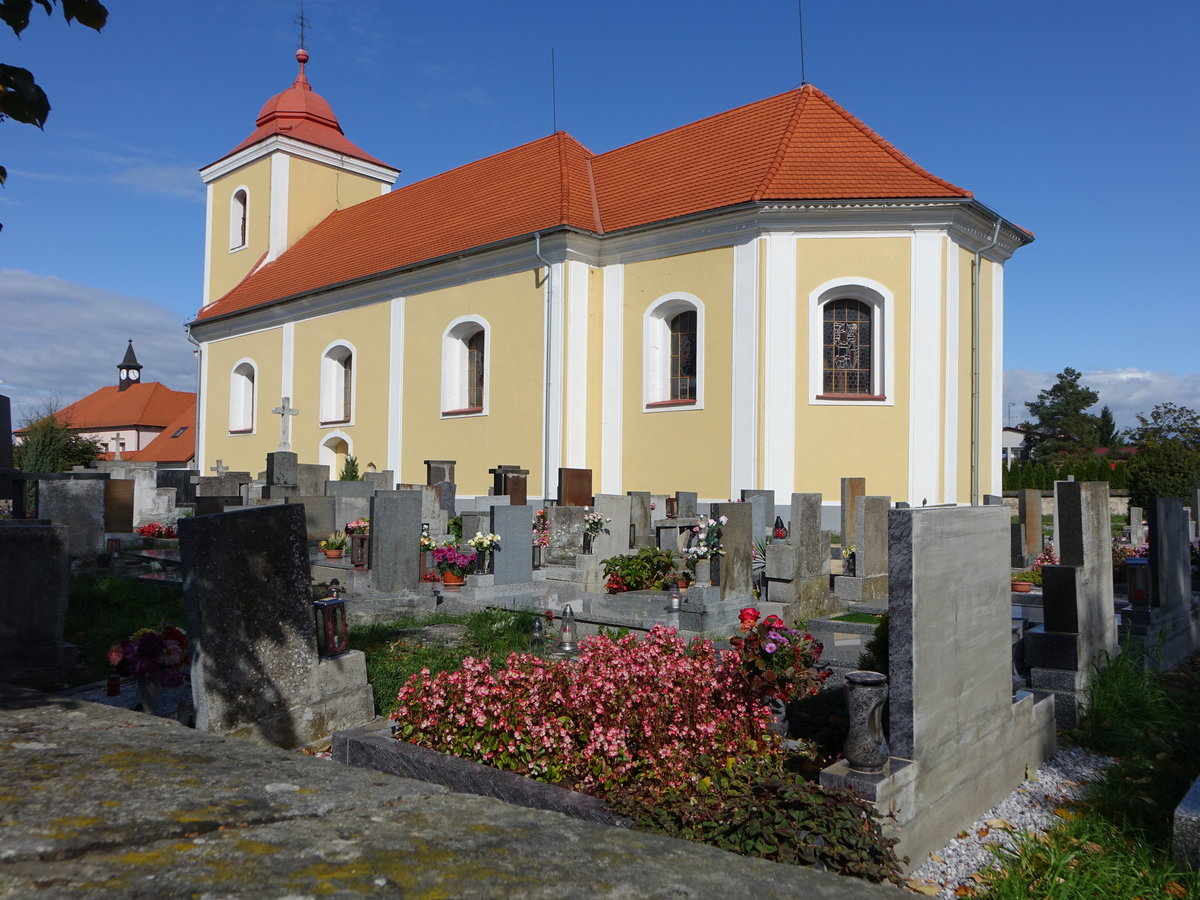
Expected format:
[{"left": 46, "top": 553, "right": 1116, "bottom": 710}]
[
  {"left": 229, "top": 186, "right": 249, "bottom": 252},
  {"left": 319, "top": 340, "right": 356, "bottom": 425},
  {"left": 642, "top": 292, "right": 704, "bottom": 412},
  {"left": 807, "top": 278, "right": 894, "bottom": 407},
  {"left": 440, "top": 316, "right": 489, "bottom": 417},
  {"left": 319, "top": 431, "right": 352, "bottom": 479},
  {"left": 228, "top": 359, "right": 256, "bottom": 433}
]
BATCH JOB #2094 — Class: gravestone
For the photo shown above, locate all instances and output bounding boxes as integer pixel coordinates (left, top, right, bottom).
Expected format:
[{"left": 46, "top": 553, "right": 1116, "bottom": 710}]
[
  {"left": 287, "top": 496, "right": 336, "bottom": 542},
  {"left": 103, "top": 479, "right": 134, "bottom": 533},
  {"left": 1128, "top": 506, "right": 1145, "bottom": 545},
  {"left": 489, "top": 465, "right": 529, "bottom": 507},
  {"left": 38, "top": 476, "right": 106, "bottom": 558},
  {"left": 180, "top": 503, "right": 373, "bottom": 749},
  {"left": 765, "top": 493, "right": 830, "bottom": 606},
  {"left": 297, "top": 463, "right": 329, "bottom": 497},
  {"left": 195, "top": 466, "right": 252, "bottom": 498},
  {"left": 158, "top": 468, "right": 198, "bottom": 507},
  {"left": 424, "top": 459, "right": 456, "bottom": 486},
  {"left": 371, "top": 491, "right": 422, "bottom": 594},
  {"left": 433, "top": 481, "right": 456, "bottom": 520},
  {"left": 362, "top": 470, "right": 395, "bottom": 492},
  {"left": 833, "top": 495, "right": 889, "bottom": 604},
  {"left": 627, "top": 491, "right": 653, "bottom": 547},
  {"left": 1014, "top": 488, "right": 1043, "bottom": 567},
  {"left": 546, "top": 506, "right": 587, "bottom": 564},
  {"left": 397, "top": 484, "right": 448, "bottom": 537},
  {"left": 1055, "top": 481, "right": 1115, "bottom": 629},
  {"left": 840, "top": 477, "right": 866, "bottom": 547},
  {"left": 460, "top": 511, "right": 488, "bottom": 546},
  {"left": 326, "top": 481, "right": 373, "bottom": 533},
  {"left": 263, "top": 451, "right": 299, "bottom": 500},
  {"left": 675, "top": 491, "right": 697, "bottom": 519},
  {"left": 195, "top": 496, "right": 242, "bottom": 516},
  {"left": 491, "top": 505, "right": 534, "bottom": 586},
  {"left": 0, "top": 523, "right": 76, "bottom": 686},
  {"left": 474, "top": 495, "right": 510, "bottom": 511},
  {"left": 740, "top": 489, "right": 775, "bottom": 541},
  {"left": 1026, "top": 564, "right": 1105, "bottom": 728},
  {"left": 1149, "top": 498, "right": 1191, "bottom": 615},
  {"left": 558, "top": 468, "right": 593, "bottom": 507},
  {"left": 822, "top": 505, "right": 1056, "bottom": 863},
  {"left": 710, "top": 502, "right": 753, "bottom": 601},
  {"left": 591, "top": 494, "right": 632, "bottom": 561},
  {"left": 0, "top": 395, "right": 14, "bottom": 505}
]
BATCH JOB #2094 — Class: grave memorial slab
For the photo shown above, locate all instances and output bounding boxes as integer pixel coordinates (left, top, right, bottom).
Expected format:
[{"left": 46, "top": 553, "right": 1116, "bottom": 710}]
[
  {"left": 103, "top": 479, "right": 135, "bottom": 533},
  {"left": 38, "top": 476, "right": 106, "bottom": 558},
  {"left": 765, "top": 493, "right": 830, "bottom": 606},
  {"left": 0, "top": 524, "right": 76, "bottom": 686},
  {"left": 740, "top": 489, "right": 775, "bottom": 541},
  {"left": 371, "top": 491, "right": 423, "bottom": 594},
  {"left": 263, "top": 451, "right": 299, "bottom": 500},
  {"left": 180, "top": 504, "right": 373, "bottom": 749},
  {"left": 287, "top": 496, "right": 337, "bottom": 542},
  {"left": 675, "top": 491, "right": 698, "bottom": 519},
  {"left": 558, "top": 468, "right": 593, "bottom": 507},
  {"left": 433, "top": 481, "right": 457, "bottom": 519},
  {"left": 491, "top": 505, "right": 534, "bottom": 586},
  {"left": 591, "top": 494, "right": 632, "bottom": 561},
  {"left": 822, "top": 505, "right": 1056, "bottom": 865},
  {"left": 424, "top": 459, "right": 456, "bottom": 486},
  {"left": 710, "top": 502, "right": 753, "bottom": 601},
  {"left": 362, "top": 470, "right": 395, "bottom": 492},
  {"left": 833, "top": 495, "right": 889, "bottom": 603},
  {"left": 627, "top": 491, "right": 653, "bottom": 547},
  {"left": 840, "top": 478, "right": 867, "bottom": 548},
  {"left": 546, "top": 506, "right": 587, "bottom": 564}
]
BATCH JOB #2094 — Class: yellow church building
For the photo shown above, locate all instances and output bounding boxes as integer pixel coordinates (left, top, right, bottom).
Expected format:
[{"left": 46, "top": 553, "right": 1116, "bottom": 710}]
[{"left": 187, "top": 48, "right": 1032, "bottom": 505}]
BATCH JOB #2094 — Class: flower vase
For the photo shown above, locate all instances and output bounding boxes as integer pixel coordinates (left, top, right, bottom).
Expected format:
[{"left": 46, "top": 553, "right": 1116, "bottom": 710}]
[
  {"left": 136, "top": 674, "right": 162, "bottom": 716},
  {"left": 582, "top": 533, "right": 594, "bottom": 554},
  {"left": 324, "top": 549, "right": 343, "bottom": 559},
  {"left": 441, "top": 570, "right": 465, "bottom": 587},
  {"left": 350, "top": 533, "right": 369, "bottom": 568},
  {"left": 765, "top": 696, "right": 789, "bottom": 737},
  {"left": 709, "top": 555, "right": 721, "bottom": 586},
  {"left": 844, "top": 671, "right": 889, "bottom": 773},
  {"left": 475, "top": 551, "right": 490, "bottom": 575},
  {"left": 844, "top": 552, "right": 856, "bottom": 577},
  {"left": 695, "top": 559, "right": 711, "bottom": 585},
  {"left": 532, "top": 546, "right": 543, "bottom": 569}
]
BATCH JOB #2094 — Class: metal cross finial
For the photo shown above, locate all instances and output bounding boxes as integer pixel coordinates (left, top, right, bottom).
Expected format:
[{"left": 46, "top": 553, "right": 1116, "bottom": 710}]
[
  {"left": 210, "top": 459, "right": 229, "bottom": 476},
  {"left": 295, "top": 2, "right": 308, "bottom": 50},
  {"left": 271, "top": 397, "right": 300, "bottom": 451}
]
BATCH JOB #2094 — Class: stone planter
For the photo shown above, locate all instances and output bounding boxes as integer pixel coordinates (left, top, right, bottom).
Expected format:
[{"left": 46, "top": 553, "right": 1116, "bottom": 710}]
[{"left": 1011, "top": 580, "right": 1033, "bottom": 593}]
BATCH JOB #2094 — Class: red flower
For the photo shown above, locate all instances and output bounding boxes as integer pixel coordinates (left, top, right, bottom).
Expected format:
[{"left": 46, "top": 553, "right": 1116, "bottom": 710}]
[
  {"left": 763, "top": 614, "right": 784, "bottom": 628},
  {"left": 738, "top": 607, "right": 760, "bottom": 632}
]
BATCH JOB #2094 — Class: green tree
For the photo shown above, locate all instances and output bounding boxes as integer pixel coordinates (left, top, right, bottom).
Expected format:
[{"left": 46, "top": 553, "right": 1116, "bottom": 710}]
[
  {"left": 13, "top": 409, "right": 100, "bottom": 473},
  {"left": 1126, "top": 402, "right": 1200, "bottom": 450},
  {"left": 1126, "top": 438, "right": 1200, "bottom": 509},
  {"left": 1022, "top": 367, "right": 1102, "bottom": 462},
  {"left": 338, "top": 455, "right": 361, "bottom": 481},
  {"left": 1, "top": 0, "right": 107, "bottom": 194},
  {"left": 1097, "top": 405, "right": 1122, "bottom": 448}
]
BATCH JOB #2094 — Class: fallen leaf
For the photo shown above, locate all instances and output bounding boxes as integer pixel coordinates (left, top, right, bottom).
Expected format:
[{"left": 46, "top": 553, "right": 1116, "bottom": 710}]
[
  {"left": 976, "top": 826, "right": 990, "bottom": 838},
  {"left": 1166, "top": 881, "right": 1187, "bottom": 898},
  {"left": 1053, "top": 808, "right": 1076, "bottom": 821},
  {"left": 929, "top": 852, "right": 944, "bottom": 863},
  {"left": 1083, "top": 841, "right": 1104, "bottom": 854},
  {"left": 954, "top": 886, "right": 977, "bottom": 898},
  {"left": 986, "top": 818, "right": 1014, "bottom": 830},
  {"left": 905, "top": 880, "right": 941, "bottom": 896}
]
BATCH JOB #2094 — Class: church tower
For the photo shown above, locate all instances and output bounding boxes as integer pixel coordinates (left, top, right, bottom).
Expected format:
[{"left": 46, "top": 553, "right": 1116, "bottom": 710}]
[
  {"left": 116, "top": 339, "right": 143, "bottom": 391},
  {"left": 198, "top": 48, "right": 399, "bottom": 310}
]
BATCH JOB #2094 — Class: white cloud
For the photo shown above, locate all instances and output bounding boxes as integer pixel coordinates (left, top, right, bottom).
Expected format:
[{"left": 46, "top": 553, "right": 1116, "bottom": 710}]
[
  {"left": 0, "top": 270, "right": 196, "bottom": 426},
  {"left": 1005, "top": 367, "right": 1200, "bottom": 433}
]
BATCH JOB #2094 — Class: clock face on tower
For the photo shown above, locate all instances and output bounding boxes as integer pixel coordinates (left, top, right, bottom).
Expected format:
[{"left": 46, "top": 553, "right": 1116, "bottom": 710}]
[
  {"left": 119, "top": 370, "right": 127, "bottom": 380},
  {"left": 129, "top": 370, "right": 140, "bottom": 381}
]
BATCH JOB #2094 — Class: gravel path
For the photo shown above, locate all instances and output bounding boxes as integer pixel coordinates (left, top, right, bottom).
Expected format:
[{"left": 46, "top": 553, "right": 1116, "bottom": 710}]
[{"left": 906, "top": 746, "right": 1116, "bottom": 896}]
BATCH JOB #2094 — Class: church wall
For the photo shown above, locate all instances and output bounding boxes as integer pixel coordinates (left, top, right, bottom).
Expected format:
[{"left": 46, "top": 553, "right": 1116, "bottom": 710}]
[
  {"left": 793, "top": 236, "right": 911, "bottom": 501},
  {"left": 399, "top": 270, "right": 547, "bottom": 496},
  {"left": 619, "top": 247, "right": 734, "bottom": 498},
  {"left": 585, "top": 265, "right": 605, "bottom": 481},
  {"left": 954, "top": 244, "right": 975, "bottom": 502},
  {"left": 290, "top": 302, "right": 392, "bottom": 472},
  {"left": 203, "top": 327, "right": 284, "bottom": 469},
  {"left": 207, "top": 157, "right": 273, "bottom": 303},
  {"left": 287, "top": 157, "right": 384, "bottom": 248}
]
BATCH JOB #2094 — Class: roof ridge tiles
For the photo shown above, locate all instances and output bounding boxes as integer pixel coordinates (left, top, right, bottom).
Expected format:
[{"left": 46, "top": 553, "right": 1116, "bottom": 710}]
[{"left": 752, "top": 86, "right": 810, "bottom": 201}]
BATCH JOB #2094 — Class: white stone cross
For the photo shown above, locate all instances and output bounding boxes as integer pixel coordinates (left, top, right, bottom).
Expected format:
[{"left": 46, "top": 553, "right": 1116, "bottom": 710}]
[
  {"left": 112, "top": 432, "right": 124, "bottom": 460},
  {"left": 271, "top": 397, "right": 300, "bottom": 451},
  {"left": 210, "top": 459, "right": 229, "bottom": 476}
]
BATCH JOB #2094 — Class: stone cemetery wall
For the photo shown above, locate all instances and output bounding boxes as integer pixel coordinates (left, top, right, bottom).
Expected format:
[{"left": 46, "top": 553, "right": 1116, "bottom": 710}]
[
  {"left": 180, "top": 504, "right": 373, "bottom": 749},
  {"left": 0, "top": 524, "right": 76, "bottom": 686}
]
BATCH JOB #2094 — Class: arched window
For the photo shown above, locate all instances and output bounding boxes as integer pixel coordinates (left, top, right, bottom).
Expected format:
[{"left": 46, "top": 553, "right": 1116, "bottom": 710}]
[
  {"left": 823, "top": 298, "right": 873, "bottom": 395},
  {"left": 319, "top": 433, "right": 351, "bottom": 479},
  {"left": 808, "top": 279, "right": 891, "bottom": 404},
  {"left": 320, "top": 342, "right": 354, "bottom": 424},
  {"left": 441, "top": 318, "right": 488, "bottom": 416},
  {"left": 229, "top": 360, "right": 256, "bottom": 432},
  {"left": 229, "top": 188, "right": 248, "bottom": 251},
  {"left": 643, "top": 294, "right": 704, "bottom": 410}
]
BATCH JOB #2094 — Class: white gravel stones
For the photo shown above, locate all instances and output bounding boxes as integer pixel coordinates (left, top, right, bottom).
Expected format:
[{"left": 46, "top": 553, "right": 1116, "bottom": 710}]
[{"left": 906, "top": 746, "right": 1115, "bottom": 896}]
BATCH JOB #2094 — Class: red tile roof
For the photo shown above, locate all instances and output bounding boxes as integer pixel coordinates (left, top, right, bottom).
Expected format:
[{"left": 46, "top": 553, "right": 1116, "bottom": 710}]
[
  {"left": 122, "top": 401, "right": 196, "bottom": 464},
  {"left": 50, "top": 383, "right": 196, "bottom": 433},
  {"left": 196, "top": 84, "right": 973, "bottom": 322}
]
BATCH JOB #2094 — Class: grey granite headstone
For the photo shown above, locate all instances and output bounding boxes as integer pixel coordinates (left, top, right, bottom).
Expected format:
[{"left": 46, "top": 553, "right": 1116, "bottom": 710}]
[
  {"left": 371, "top": 491, "right": 423, "bottom": 593},
  {"left": 475, "top": 495, "right": 510, "bottom": 511},
  {"left": 460, "top": 511, "right": 488, "bottom": 546},
  {"left": 1128, "top": 506, "right": 1145, "bottom": 545},
  {"left": 263, "top": 451, "right": 299, "bottom": 500},
  {"left": 180, "top": 503, "right": 373, "bottom": 748},
  {"left": 1149, "top": 497, "right": 1191, "bottom": 614},
  {"left": 983, "top": 494, "right": 1004, "bottom": 506},
  {"left": 675, "top": 492, "right": 697, "bottom": 519},
  {"left": 764, "top": 493, "right": 829, "bottom": 606},
  {"left": 592, "top": 494, "right": 632, "bottom": 561},
  {"left": 710, "top": 502, "right": 753, "bottom": 600},
  {"left": 325, "top": 481, "right": 374, "bottom": 499},
  {"left": 856, "top": 495, "right": 890, "bottom": 579},
  {"left": 37, "top": 477, "right": 105, "bottom": 559},
  {"left": 546, "top": 506, "right": 586, "bottom": 564},
  {"left": 0, "top": 523, "right": 75, "bottom": 686},
  {"left": 287, "top": 496, "right": 336, "bottom": 542},
  {"left": 491, "top": 505, "right": 534, "bottom": 586},
  {"left": 433, "top": 481, "right": 456, "bottom": 519},
  {"left": 627, "top": 491, "right": 653, "bottom": 547},
  {"left": 740, "top": 489, "right": 775, "bottom": 541},
  {"left": 297, "top": 464, "right": 329, "bottom": 497},
  {"left": 1053, "top": 481, "right": 1116, "bottom": 649},
  {"left": 1016, "top": 488, "right": 1043, "bottom": 564},
  {"left": 362, "top": 470, "right": 395, "bottom": 492}
]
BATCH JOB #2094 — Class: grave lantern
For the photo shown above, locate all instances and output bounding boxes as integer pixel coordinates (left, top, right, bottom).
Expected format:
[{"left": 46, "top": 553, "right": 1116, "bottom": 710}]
[
  {"left": 772, "top": 516, "right": 788, "bottom": 541},
  {"left": 106, "top": 537, "right": 122, "bottom": 556},
  {"left": 530, "top": 617, "right": 545, "bottom": 652},
  {"left": 350, "top": 533, "right": 369, "bottom": 568},
  {"left": 559, "top": 604, "right": 579, "bottom": 653},
  {"left": 313, "top": 589, "right": 349, "bottom": 658}
]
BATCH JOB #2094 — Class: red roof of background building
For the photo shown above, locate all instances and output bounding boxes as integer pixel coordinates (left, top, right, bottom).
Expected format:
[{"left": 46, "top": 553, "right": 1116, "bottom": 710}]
[
  {"left": 195, "top": 84, "right": 974, "bottom": 322},
  {"left": 48, "top": 383, "right": 195, "bottom": 433},
  {"left": 210, "top": 48, "right": 394, "bottom": 172},
  {"left": 121, "top": 401, "right": 196, "bottom": 464}
]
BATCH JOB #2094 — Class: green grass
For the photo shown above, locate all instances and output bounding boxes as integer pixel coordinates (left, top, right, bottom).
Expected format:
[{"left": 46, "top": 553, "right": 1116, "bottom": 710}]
[
  {"left": 978, "top": 647, "right": 1200, "bottom": 898},
  {"left": 65, "top": 574, "right": 186, "bottom": 685},
  {"left": 350, "top": 608, "right": 538, "bottom": 716},
  {"left": 828, "top": 612, "right": 882, "bottom": 625}
]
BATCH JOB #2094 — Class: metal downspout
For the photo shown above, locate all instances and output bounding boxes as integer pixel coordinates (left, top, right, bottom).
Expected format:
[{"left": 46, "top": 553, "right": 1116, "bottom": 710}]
[
  {"left": 534, "top": 233, "right": 553, "bottom": 504},
  {"left": 185, "top": 325, "right": 202, "bottom": 470},
  {"left": 971, "top": 220, "right": 1002, "bottom": 506}
]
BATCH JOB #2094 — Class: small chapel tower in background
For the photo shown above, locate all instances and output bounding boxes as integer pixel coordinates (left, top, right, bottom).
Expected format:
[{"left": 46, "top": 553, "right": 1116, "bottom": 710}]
[
  {"left": 197, "top": 47, "right": 399, "bottom": 309},
  {"left": 116, "top": 339, "right": 143, "bottom": 391}
]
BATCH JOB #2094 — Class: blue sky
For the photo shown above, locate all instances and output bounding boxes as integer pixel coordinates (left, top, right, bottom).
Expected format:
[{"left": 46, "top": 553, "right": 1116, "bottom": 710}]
[{"left": 2, "top": 0, "right": 1198, "bottom": 428}]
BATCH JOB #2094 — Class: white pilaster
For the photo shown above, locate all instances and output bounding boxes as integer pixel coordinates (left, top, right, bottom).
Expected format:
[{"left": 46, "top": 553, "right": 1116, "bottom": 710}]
[
  {"left": 388, "top": 297, "right": 405, "bottom": 478},
  {"left": 908, "top": 231, "right": 943, "bottom": 505},
  {"left": 757, "top": 235, "right": 790, "bottom": 494},
  {"left": 197, "top": 345, "right": 209, "bottom": 469},
  {"left": 543, "top": 262, "right": 565, "bottom": 496},
  {"left": 564, "top": 260, "right": 589, "bottom": 467},
  {"left": 281, "top": 321, "right": 294, "bottom": 404},
  {"left": 990, "top": 263, "right": 1005, "bottom": 498},
  {"left": 600, "top": 264, "right": 625, "bottom": 493},
  {"left": 268, "top": 153, "right": 290, "bottom": 263},
  {"left": 943, "top": 241, "right": 961, "bottom": 504},
  {"left": 202, "top": 183, "right": 214, "bottom": 307}
]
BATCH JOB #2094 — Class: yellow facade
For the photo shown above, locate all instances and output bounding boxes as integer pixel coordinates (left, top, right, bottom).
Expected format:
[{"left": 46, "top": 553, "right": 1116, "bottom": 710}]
[
  {"left": 287, "top": 157, "right": 381, "bottom": 247},
  {"left": 206, "top": 157, "right": 272, "bottom": 303},
  {"left": 204, "top": 327, "right": 284, "bottom": 467}
]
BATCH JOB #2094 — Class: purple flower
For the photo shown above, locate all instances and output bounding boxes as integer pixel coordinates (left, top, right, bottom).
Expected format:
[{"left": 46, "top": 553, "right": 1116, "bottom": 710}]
[{"left": 764, "top": 642, "right": 778, "bottom": 654}]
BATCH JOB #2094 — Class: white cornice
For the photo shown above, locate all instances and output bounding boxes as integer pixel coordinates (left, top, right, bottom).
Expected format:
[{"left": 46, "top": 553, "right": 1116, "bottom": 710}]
[{"left": 200, "top": 135, "right": 399, "bottom": 185}]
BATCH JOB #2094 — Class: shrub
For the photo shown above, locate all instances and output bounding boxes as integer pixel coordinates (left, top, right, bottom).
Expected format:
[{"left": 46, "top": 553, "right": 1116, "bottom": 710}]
[
  {"left": 338, "top": 455, "right": 361, "bottom": 480},
  {"left": 600, "top": 546, "right": 677, "bottom": 593},
  {"left": 391, "top": 626, "right": 787, "bottom": 799}
]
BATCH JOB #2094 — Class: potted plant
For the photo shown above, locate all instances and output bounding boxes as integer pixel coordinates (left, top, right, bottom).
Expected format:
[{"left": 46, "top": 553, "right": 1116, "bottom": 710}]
[
  {"left": 581, "top": 509, "right": 610, "bottom": 554},
  {"left": 731, "top": 607, "right": 829, "bottom": 734},
  {"left": 321, "top": 531, "right": 348, "bottom": 559},
  {"left": 466, "top": 531, "right": 501, "bottom": 574},
  {"left": 432, "top": 544, "right": 476, "bottom": 586},
  {"left": 1011, "top": 571, "right": 1039, "bottom": 593},
  {"left": 107, "top": 624, "right": 188, "bottom": 715}
]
